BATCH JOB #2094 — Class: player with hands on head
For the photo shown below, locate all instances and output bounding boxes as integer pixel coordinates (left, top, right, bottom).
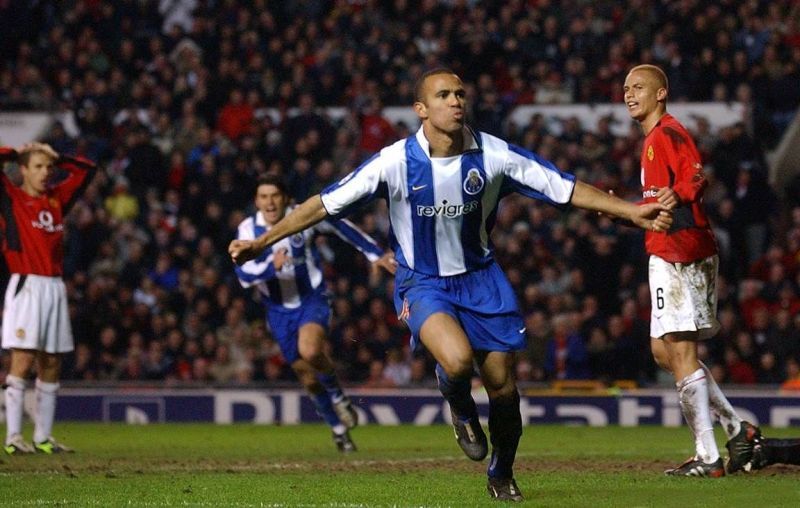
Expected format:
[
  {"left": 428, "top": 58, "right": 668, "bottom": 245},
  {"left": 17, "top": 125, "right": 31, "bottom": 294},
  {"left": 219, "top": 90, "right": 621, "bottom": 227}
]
[
  {"left": 233, "top": 174, "right": 396, "bottom": 453},
  {"left": 1, "top": 142, "right": 97, "bottom": 455},
  {"left": 230, "top": 68, "right": 670, "bottom": 501}
]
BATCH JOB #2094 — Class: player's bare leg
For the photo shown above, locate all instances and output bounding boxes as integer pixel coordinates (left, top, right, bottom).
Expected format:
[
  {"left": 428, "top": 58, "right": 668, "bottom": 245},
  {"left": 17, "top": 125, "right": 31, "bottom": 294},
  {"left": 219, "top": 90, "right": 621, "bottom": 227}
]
[
  {"left": 292, "top": 355, "right": 354, "bottom": 453},
  {"left": 420, "top": 313, "right": 487, "bottom": 461},
  {"left": 298, "top": 323, "right": 357, "bottom": 429},
  {"left": 295, "top": 324, "right": 354, "bottom": 452}
]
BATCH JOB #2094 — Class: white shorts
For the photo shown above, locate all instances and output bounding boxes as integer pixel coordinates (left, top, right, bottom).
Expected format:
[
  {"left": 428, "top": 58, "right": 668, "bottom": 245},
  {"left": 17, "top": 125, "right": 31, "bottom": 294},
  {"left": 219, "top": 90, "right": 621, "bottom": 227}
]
[
  {"left": 648, "top": 255, "right": 720, "bottom": 340},
  {"left": 2, "top": 274, "right": 73, "bottom": 354}
]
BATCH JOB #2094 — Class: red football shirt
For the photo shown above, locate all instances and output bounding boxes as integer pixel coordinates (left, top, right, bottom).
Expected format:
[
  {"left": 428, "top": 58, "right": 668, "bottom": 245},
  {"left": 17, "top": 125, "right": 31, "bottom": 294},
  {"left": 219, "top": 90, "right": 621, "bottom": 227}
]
[
  {"left": 1, "top": 156, "right": 95, "bottom": 276},
  {"left": 640, "top": 114, "right": 717, "bottom": 263}
]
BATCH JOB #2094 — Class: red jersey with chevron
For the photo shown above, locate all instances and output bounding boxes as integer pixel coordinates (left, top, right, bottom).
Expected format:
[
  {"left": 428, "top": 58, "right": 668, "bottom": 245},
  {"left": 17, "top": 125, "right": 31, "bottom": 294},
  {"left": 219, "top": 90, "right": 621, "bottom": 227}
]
[
  {"left": 640, "top": 114, "right": 717, "bottom": 263},
  {"left": 0, "top": 157, "right": 94, "bottom": 276}
]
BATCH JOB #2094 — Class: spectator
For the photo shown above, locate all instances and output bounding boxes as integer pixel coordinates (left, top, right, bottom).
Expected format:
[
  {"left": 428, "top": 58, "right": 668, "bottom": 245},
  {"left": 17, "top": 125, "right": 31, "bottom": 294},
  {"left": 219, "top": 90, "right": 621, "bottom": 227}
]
[
  {"left": 544, "top": 314, "right": 589, "bottom": 380},
  {"left": 125, "top": 129, "right": 166, "bottom": 199},
  {"left": 724, "top": 347, "right": 757, "bottom": 384},
  {"left": 216, "top": 88, "right": 254, "bottom": 142},
  {"left": 358, "top": 99, "right": 397, "bottom": 159},
  {"left": 104, "top": 177, "right": 139, "bottom": 222},
  {"left": 383, "top": 348, "right": 411, "bottom": 387},
  {"left": 208, "top": 344, "right": 238, "bottom": 383}
]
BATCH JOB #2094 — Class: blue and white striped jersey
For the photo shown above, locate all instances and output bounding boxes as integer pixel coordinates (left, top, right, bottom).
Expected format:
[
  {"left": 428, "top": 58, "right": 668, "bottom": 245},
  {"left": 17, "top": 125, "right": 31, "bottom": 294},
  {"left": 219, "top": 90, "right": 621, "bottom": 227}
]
[
  {"left": 235, "top": 206, "right": 383, "bottom": 309},
  {"left": 321, "top": 127, "right": 576, "bottom": 276}
]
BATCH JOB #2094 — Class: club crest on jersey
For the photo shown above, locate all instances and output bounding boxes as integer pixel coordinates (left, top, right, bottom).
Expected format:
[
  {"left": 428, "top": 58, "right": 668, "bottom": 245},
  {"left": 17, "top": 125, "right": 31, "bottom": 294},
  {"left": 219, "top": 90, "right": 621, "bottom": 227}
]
[
  {"left": 647, "top": 145, "right": 655, "bottom": 161},
  {"left": 463, "top": 168, "right": 484, "bottom": 195},
  {"left": 15, "top": 328, "right": 25, "bottom": 339},
  {"left": 290, "top": 233, "right": 305, "bottom": 248}
]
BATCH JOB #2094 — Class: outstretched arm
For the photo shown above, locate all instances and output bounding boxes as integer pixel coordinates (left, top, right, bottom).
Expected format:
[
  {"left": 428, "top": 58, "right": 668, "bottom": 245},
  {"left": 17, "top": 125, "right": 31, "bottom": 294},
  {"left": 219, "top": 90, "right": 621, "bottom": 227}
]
[
  {"left": 317, "top": 217, "right": 397, "bottom": 275},
  {"left": 229, "top": 194, "right": 329, "bottom": 265},
  {"left": 570, "top": 181, "right": 672, "bottom": 231}
]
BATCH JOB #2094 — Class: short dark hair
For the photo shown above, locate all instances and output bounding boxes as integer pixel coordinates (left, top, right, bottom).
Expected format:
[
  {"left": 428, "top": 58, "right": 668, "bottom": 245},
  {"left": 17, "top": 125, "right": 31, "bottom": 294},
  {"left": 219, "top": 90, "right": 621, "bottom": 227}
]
[
  {"left": 413, "top": 67, "right": 457, "bottom": 103},
  {"left": 256, "top": 174, "right": 288, "bottom": 195}
]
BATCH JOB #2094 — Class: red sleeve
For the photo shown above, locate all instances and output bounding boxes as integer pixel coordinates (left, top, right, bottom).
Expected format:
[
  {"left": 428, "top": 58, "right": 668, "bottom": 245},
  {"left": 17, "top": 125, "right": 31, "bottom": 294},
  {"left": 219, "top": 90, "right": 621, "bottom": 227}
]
[
  {"left": 53, "top": 155, "right": 97, "bottom": 213},
  {"left": 0, "top": 146, "right": 18, "bottom": 163},
  {"left": 660, "top": 126, "right": 707, "bottom": 204}
]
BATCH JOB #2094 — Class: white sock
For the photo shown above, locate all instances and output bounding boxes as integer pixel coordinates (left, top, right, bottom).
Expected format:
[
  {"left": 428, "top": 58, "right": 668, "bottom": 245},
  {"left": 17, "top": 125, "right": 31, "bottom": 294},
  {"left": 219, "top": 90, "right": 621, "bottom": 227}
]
[
  {"left": 332, "top": 423, "right": 347, "bottom": 435},
  {"left": 33, "top": 379, "right": 59, "bottom": 444},
  {"left": 699, "top": 361, "right": 741, "bottom": 439},
  {"left": 677, "top": 368, "right": 719, "bottom": 463},
  {"left": 4, "top": 375, "right": 26, "bottom": 443}
]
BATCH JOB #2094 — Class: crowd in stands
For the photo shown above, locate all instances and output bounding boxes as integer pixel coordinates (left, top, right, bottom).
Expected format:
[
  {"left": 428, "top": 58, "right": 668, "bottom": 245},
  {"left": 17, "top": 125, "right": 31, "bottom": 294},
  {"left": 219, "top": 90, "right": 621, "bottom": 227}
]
[{"left": 1, "top": 0, "right": 799, "bottom": 388}]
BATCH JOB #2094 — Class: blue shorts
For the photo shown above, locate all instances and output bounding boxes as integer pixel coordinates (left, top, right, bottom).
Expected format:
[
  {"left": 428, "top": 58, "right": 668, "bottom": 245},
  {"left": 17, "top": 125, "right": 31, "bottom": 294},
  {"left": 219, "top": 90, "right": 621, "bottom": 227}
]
[
  {"left": 393, "top": 262, "right": 526, "bottom": 353},
  {"left": 266, "top": 291, "right": 331, "bottom": 364}
]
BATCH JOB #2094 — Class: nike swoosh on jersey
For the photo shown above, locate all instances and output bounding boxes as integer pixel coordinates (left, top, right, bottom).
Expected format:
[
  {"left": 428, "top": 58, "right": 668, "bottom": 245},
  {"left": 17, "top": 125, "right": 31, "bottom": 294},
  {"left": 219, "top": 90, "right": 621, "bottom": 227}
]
[
  {"left": 518, "top": 327, "right": 526, "bottom": 334},
  {"left": 412, "top": 184, "right": 428, "bottom": 191}
]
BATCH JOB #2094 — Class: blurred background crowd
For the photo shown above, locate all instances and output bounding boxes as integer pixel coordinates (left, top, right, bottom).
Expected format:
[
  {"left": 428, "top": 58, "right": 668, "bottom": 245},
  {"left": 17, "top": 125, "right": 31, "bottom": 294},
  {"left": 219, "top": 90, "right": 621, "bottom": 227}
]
[{"left": 0, "top": 0, "right": 799, "bottom": 388}]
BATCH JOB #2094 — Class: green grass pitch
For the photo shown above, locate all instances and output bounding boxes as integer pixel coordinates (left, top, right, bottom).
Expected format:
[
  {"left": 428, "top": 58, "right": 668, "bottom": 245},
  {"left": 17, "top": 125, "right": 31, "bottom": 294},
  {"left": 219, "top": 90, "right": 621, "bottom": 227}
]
[{"left": 1, "top": 423, "right": 799, "bottom": 506}]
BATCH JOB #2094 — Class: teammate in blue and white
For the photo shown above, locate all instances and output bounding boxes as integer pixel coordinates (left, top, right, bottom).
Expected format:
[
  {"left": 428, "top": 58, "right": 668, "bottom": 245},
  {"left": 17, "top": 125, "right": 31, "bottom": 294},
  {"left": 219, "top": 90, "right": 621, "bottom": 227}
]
[
  {"left": 229, "top": 69, "right": 671, "bottom": 501},
  {"left": 234, "top": 174, "right": 396, "bottom": 452}
]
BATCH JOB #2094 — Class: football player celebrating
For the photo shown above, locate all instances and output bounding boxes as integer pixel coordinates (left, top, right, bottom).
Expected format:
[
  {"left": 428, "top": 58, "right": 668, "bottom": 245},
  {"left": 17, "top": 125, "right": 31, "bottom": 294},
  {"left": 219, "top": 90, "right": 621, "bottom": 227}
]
[
  {"left": 233, "top": 174, "right": 396, "bottom": 452},
  {"left": 230, "top": 68, "right": 670, "bottom": 501}
]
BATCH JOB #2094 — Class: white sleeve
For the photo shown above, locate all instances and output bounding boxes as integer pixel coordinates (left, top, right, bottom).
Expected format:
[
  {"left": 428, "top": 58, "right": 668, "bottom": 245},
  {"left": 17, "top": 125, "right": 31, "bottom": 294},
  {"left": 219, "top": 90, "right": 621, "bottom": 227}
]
[
  {"left": 503, "top": 144, "right": 576, "bottom": 205},
  {"left": 233, "top": 219, "right": 277, "bottom": 288},
  {"left": 320, "top": 153, "right": 385, "bottom": 218}
]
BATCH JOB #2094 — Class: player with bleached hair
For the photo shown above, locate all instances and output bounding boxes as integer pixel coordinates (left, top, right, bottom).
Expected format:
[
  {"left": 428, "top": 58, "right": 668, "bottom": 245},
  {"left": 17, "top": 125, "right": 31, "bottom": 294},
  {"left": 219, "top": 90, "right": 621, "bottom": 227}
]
[
  {"left": 624, "top": 63, "right": 800, "bottom": 477},
  {"left": 233, "top": 174, "right": 396, "bottom": 452},
  {"left": 230, "top": 68, "right": 671, "bottom": 501},
  {"left": 1, "top": 142, "right": 96, "bottom": 455}
]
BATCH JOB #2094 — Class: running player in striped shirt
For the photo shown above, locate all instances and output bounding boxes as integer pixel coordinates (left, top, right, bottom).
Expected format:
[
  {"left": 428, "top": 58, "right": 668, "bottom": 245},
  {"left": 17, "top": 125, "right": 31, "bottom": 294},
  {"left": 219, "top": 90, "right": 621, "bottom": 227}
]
[
  {"left": 234, "top": 174, "right": 396, "bottom": 452},
  {"left": 230, "top": 69, "right": 671, "bottom": 501}
]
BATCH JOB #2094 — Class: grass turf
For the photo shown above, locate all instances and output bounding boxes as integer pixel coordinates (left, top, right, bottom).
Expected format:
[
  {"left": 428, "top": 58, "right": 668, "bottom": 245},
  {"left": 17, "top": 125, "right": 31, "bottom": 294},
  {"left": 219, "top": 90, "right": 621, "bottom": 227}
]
[{"left": 1, "top": 423, "right": 799, "bottom": 506}]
